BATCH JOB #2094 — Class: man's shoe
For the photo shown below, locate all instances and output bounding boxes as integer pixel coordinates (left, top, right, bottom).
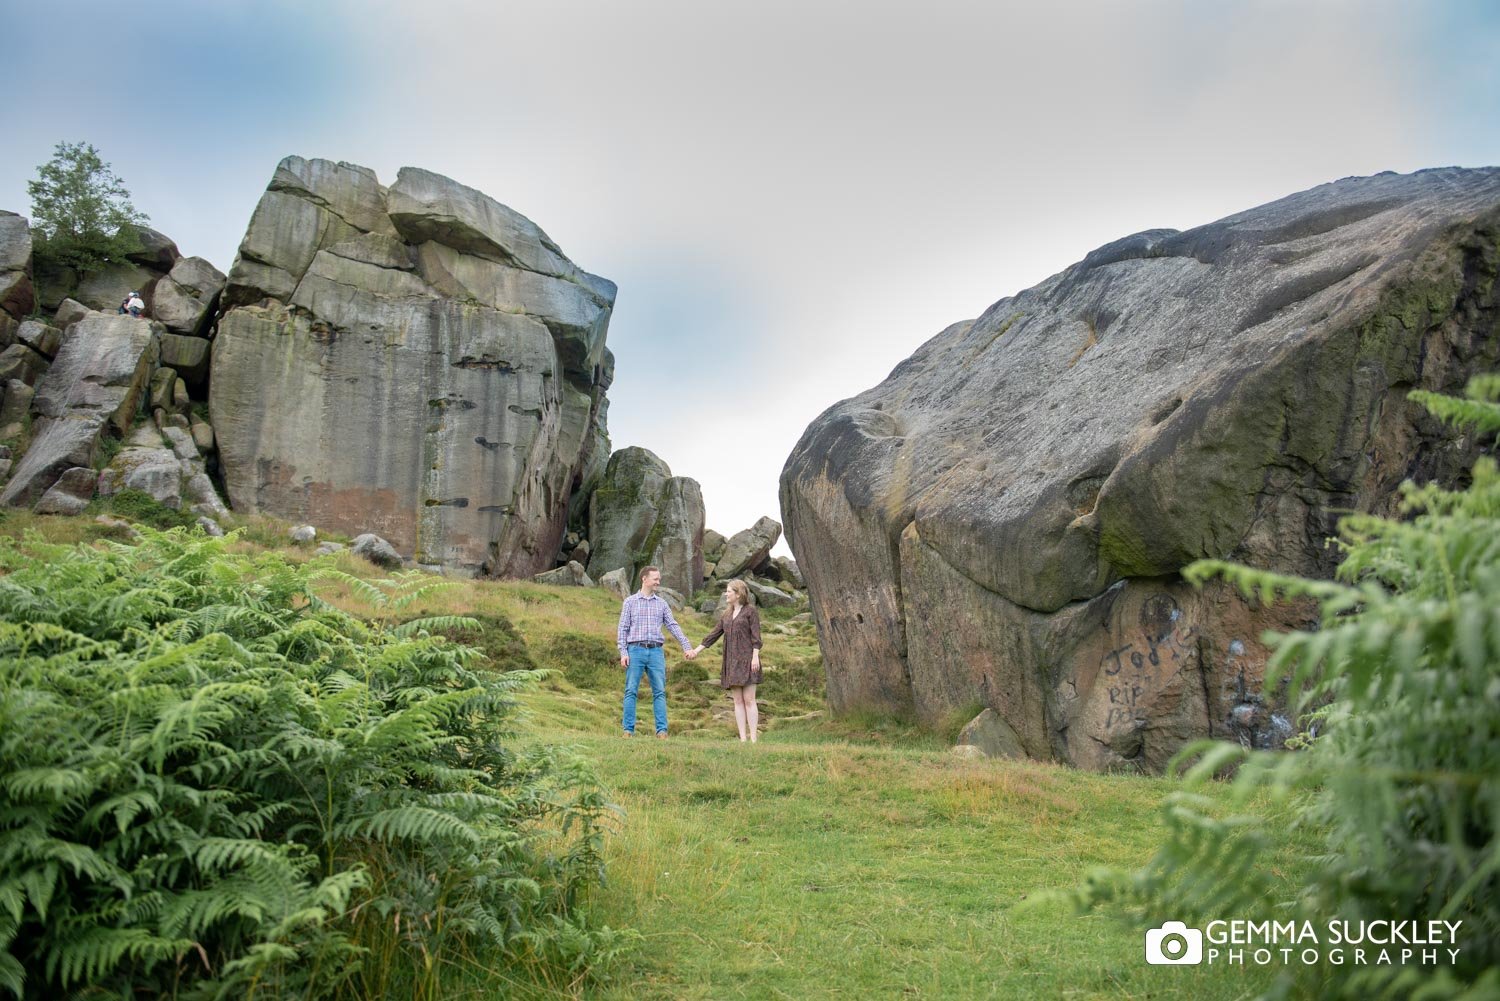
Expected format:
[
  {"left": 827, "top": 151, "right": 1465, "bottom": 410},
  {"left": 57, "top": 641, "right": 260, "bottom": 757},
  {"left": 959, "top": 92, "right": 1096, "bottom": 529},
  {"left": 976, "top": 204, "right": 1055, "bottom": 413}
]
[
  {"left": 621, "top": 731, "right": 633, "bottom": 738},
  {"left": 656, "top": 731, "right": 668, "bottom": 739}
]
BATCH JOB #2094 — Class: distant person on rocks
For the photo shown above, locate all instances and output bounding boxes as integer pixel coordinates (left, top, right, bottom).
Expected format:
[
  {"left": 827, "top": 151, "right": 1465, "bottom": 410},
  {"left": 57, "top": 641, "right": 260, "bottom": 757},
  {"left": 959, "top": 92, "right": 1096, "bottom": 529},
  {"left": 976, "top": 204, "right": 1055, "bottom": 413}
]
[
  {"left": 617, "top": 565, "right": 696, "bottom": 739},
  {"left": 119, "top": 291, "right": 146, "bottom": 317},
  {"left": 691, "top": 579, "right": 763, "bottom": 743}
]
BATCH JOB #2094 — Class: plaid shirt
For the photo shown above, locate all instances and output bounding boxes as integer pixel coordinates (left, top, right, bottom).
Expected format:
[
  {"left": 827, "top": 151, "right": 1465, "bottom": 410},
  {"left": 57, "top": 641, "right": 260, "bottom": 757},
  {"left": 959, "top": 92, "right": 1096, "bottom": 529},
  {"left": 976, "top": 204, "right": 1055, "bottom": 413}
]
[{"left": 617, "top": 591, "right": 692, "bottom": 655}]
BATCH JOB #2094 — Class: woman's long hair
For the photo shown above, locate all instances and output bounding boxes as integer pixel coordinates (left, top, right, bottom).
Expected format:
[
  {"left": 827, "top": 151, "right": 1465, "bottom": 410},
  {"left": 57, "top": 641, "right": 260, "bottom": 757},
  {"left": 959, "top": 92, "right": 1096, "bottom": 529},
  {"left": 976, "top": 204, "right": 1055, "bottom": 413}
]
[{"left": 721, "top": 579, "right": 751, "bottom": 621}]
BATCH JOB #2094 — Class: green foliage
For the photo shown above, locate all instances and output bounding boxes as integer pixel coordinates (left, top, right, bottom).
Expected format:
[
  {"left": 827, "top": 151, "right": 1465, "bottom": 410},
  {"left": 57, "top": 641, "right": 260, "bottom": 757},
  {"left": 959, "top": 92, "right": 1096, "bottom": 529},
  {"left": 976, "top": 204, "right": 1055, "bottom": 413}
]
[
  {"left": 0, "top": 530, "right": 626, "bottom": 999},
  {"left": 1077, "top": 374, "right": 1500, "bottom": 998},
  {"left": 26, "top": 141, "right": 148, "bottom": 275},
  {"left": 92, "top": 488, "right": 198, "bottom": 530}
]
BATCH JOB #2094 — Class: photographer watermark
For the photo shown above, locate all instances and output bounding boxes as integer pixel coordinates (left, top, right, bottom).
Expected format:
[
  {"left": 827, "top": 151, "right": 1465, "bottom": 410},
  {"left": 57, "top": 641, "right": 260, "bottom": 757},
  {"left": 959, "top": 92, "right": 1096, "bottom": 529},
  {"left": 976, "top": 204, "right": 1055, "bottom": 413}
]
[{"left": 1144, "top": 919, "right": 1463, "bottom": 967}]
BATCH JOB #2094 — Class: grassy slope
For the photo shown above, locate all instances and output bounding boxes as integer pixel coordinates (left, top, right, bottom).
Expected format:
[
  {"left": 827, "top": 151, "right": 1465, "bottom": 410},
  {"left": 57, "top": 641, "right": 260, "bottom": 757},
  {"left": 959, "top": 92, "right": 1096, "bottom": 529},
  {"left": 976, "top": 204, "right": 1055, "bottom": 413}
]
[{"left": 0, "top": 512, "right": 1309, "bottom": 999}]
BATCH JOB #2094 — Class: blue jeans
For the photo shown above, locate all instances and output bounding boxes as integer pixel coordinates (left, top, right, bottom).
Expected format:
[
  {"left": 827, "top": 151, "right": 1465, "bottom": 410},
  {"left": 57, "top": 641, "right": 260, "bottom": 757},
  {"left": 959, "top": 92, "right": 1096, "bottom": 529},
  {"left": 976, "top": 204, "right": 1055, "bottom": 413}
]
[{"left": 623, "top": 644, "right": 667, "bottom": 734}]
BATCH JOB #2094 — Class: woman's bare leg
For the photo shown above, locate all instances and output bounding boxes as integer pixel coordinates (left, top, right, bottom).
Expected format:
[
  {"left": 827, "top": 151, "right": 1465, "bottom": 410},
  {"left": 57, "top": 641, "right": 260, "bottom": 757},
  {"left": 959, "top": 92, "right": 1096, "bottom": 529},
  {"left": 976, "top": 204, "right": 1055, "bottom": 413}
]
[
  {"left": 730, "top": 686, "right": 748, "bottom": 740},
  {"left": 743, "top": 683, "right": 759, "bottom": 741}
]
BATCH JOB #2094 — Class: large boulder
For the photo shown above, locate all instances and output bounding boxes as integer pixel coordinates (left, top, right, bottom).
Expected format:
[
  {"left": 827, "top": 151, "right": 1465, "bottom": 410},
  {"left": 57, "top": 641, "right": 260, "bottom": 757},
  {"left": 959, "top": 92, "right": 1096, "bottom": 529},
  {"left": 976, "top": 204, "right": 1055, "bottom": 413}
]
[
  {"left": 151, "top": 256, "right": 226, "bottom": 338},
  {"left": 533, "top": 560, "right": 594, "bottom": 587},
  {"left": 212, "top": 157, "right": 614, "bottom": 575},
  {"left": 0, "top": 212, "right": 33, "bottom": 320},
  {"left": 1, "top": 314, "right": 160, "bottom": 507},
  {"left": 584, "top": 447, "right": 705, "bottom": 595},
  {"left": 713, "top": 516, "right": 782, "bottom": 579},
  {"left": 781, "top": 166, "right": 1500, "bottom": 773}
]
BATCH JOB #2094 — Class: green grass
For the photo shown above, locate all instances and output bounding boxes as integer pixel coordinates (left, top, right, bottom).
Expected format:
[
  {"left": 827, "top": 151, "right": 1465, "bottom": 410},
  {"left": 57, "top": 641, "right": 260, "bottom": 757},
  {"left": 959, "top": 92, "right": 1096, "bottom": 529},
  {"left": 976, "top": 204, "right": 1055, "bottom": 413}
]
[{"left": 0, "top": 517, "right": 1317, "bottom": 999}]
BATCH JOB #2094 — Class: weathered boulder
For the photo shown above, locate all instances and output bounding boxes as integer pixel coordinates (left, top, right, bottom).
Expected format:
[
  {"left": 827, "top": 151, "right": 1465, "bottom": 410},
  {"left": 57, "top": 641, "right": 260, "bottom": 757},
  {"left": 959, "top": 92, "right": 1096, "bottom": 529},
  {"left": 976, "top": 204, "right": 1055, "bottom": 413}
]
[
  {"left": 152, "top": 256, "right": 226, "bottom": 338},
  {"left": 352, "top": 532, "right": 403, "bottom": 568},
  {"left": 213, "top": 157, "right": 614, "bottom": 575},
  {"left": 97, "top": 447, "right": 182, "bottom": 507},
  {"left": 52, "top": 299, "right": 91, "bottom": 330},
  {"left": 17, "top": 321, "right": 61, "bottom": 361},
  {"left": 0, "top": 212, "right": 33, "bottom": 320},
  {"left": 765, "top": 555, "right": 804, "bottom": 588},
  {"left": 1, "top": 314, "right": 159, "bottom": 507},
  {"left": 713, "top": 516, "right": 782, "bottom": 579},
  {"left": 0, "top": 344, "right": 48, "bottom": 386},
  {"left": 744, "top": 579, "right": 796, "bottom": 608},
  {"left": 35, "top": 466, "right": 97, "bottom": 515},
  {"left": 533, "top": 560, "right": 594, "bottom": 587},
  {"left": 584, "top": 447, "right": 705, "bottom": 596},
  {"left": 126, "top": 226, "right": 181, "bottom": 271},
  {"left": 290, "top": 525, "right": 316, "bottom": 543},
  {"left": 956, "top": 709, "right": 1027, "bottom": 760},
  {"left": 0, "top": 380, "right": 33, "bottom": 438},
  {"left": 158, "top": 333, "right": 212, "bottom": 388},
  {"left": 781, "top": 166, "right": 1500, "bottom": 773},
  {"left": 598, "top": 566, "right": 632, "bottom": 601},
  {"left": 72, "top": 262, "right": 160, "bottom": 314},
  {"left": 649, "top": 477, "right": 706, "bottom": 598},
  {"left": 703, "top": 528, "right": 727, "bottom": 563}
]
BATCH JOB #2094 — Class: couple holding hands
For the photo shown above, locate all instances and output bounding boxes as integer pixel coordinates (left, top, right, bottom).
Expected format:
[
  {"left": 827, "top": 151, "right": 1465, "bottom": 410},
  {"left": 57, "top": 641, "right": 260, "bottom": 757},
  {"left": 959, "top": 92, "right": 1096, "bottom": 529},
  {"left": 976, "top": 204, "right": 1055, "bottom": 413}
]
[{"left": 616, "top": 567, "right": 761, "bottom": 742}]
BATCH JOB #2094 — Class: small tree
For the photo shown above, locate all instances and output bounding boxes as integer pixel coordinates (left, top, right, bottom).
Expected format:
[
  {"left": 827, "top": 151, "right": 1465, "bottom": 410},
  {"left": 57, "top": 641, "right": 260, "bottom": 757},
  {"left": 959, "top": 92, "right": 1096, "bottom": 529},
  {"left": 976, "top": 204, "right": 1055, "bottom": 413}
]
[{"left": 26, "top": 141, "right": 148, "bottom": 274}]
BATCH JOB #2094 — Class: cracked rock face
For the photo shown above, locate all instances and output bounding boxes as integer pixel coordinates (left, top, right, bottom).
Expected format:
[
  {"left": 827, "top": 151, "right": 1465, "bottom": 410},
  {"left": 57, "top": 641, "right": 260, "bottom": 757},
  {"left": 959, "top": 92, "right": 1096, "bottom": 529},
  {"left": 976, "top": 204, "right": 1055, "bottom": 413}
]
[
  {"left": 212, "top": 157, "right": 614, "bottom": 575},
  {"left": 780, "top": 167, "right": 1500, "bottom": 772}
]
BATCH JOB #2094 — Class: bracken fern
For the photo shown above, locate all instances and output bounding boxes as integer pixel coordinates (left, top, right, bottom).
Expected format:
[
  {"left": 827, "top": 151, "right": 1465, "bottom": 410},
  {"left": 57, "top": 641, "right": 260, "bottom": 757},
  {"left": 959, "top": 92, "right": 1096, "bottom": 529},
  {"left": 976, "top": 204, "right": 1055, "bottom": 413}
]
[
  {"left": 1075, "top": 374, "right": 1500, "bottom": 999},
  {"left": 0, "top": 530, "right": 628, "bottom": 999}
]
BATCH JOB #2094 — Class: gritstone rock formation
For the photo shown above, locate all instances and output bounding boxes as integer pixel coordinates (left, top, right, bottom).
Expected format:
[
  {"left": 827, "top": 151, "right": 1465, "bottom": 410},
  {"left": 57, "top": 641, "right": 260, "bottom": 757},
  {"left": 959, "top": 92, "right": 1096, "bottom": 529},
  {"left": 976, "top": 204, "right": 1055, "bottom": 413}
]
[
  {"left": 781, "top": 166, "right": 1500, "bottom": 772},
  {"left": 211, "top": 157, "right": 615, "bottom": 575},
  {"left": 585, "top": 446, "right": 705, "bottom": 596}
]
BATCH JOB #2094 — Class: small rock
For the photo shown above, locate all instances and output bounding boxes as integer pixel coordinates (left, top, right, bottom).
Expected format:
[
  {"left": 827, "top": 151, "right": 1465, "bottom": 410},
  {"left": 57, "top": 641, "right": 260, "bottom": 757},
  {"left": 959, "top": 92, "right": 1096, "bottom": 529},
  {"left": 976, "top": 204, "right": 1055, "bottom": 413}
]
[
  {"left": 572, "top": 538, "right": 591, "bottom": 563},
  {"left": 315, "top": 541, "right": 346, "bottom": 556},
  {"left": 956, "top": 708, "right": 1028, "bottom": 760},
  {"left": 35, "top": 466, "right": 97, "bottom": 515},
  {"left": 951, "top": 744, "right": 986, "bottom": 760},
  {"left": 597, "top": 566, "right": 633, "bottom": 601},
  {"left": 745, "top": 579, "right": 796, "bottom": 608},
  {"left": 351, "top": 532, "right": 403, "bottom": 568},
  {"left": 95, "top": 514, "right": 140, "bottom": 539},
  {"left": 290, "top": 525, "right": 317, "bottom": 544},
  {"left": 532, "top": 560, "right": 595, "bottom": 587},
  {"left": 196, "top": 516, "right": 225, "bottom": 537},
  {"left": 189, "top": 418, "right": 215, "bottom": 454}
]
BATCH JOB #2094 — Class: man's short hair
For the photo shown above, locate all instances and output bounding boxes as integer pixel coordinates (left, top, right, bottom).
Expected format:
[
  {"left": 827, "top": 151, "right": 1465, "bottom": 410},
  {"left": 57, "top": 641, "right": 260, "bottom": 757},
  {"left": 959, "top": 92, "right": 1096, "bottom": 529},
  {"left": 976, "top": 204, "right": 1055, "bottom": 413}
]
[{"left": 640, "top": 565, "right": 661, "bottom": 578}]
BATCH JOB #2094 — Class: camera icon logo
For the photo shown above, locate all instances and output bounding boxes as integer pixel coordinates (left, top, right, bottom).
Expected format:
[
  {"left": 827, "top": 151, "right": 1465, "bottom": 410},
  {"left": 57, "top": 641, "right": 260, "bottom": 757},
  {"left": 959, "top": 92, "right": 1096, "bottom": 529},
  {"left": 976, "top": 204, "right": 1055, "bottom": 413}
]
[{"left": 1145, "top": 921, "right": 1204, "bottom": 965}]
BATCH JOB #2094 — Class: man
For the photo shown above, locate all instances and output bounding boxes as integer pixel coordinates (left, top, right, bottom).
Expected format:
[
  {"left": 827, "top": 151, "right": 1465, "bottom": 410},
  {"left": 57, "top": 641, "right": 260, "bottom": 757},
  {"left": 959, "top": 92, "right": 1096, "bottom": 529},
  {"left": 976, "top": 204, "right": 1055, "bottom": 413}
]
[
  {"left": 119, "top": 291, "right": 145, "bottom": 317},
  {"left": 617, "top": 565, "right": 695, "bottom": 738}
]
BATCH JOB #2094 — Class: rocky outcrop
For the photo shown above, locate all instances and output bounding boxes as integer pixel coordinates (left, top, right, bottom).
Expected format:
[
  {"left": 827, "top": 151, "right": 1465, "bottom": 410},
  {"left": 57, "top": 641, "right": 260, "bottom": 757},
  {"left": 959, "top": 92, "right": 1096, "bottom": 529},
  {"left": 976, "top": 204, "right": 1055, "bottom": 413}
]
[
  {"left": 781, "top": 167, "right": 1500, "bottom": 772},
  {"left": 712, "top": 516, "right": 781, "bottom": 579},
  {"left": 584, "top": 446, "right": 705, "bottom": 596},
  {"left": 211, "top": 157, "right": 615, "bottom": 575},
  {"left": 152, "top": 256, "right": 226, "bottom": 339},
  {"left": 1, "top": 314, "right": 160, "bottom": 507},
  {"left": 33, "top": 225, "right": 181, "bottom": 314},
  {"left": 0, "top": 212, "right": 33, "bottom": 321}
]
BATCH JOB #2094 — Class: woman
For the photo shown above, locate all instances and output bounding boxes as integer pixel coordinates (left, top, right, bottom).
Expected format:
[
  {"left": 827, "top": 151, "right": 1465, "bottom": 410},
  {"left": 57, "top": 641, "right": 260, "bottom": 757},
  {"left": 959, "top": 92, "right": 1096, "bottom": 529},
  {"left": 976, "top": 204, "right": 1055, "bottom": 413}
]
[{"left": 692, "top": 579, "right": 762, "bottom": 742}]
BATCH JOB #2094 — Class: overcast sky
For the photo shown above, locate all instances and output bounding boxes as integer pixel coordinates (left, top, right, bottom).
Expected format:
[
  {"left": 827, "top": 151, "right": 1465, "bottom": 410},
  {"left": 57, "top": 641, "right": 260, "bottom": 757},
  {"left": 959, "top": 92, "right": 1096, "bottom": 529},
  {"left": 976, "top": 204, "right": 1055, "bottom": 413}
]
[{"left": 3, "top": 1, "right": 1498, "bottom": 557}]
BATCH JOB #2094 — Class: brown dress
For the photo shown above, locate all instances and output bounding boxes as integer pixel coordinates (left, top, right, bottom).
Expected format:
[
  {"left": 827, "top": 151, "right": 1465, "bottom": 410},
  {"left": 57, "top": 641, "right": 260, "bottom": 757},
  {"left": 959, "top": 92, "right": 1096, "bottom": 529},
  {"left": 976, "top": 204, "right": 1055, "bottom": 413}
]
[{"left": 702, "top": 604, "right": 762, "bottom": 688}]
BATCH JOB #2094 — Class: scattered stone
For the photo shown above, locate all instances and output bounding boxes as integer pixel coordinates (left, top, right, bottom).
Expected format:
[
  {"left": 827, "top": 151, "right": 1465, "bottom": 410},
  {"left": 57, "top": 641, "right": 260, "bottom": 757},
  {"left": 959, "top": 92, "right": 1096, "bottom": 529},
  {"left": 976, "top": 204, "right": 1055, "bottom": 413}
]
[
  {"left": 0, "top": 343, "right": 48, "bottom": 386},
  {"left": 598, "top": 567, "right": 631, "bottom": 601},
  {"left": 744, "top": 579, "right": 797, "bottom": 608},
  {"left": 572, "top": 538, "right": 591, "bottom": 564},
  {"left": 35, "top": 466, "right": 97, "bottom": 515},
  {"left": 316, "top": 541, "right": 346, "bottom": 556},
  {"left": 94, "top": 514, "right": 140, "bottom": 539},
  {"left": 196, "top": 516, "right": 225, "bottom": 537},
  {"left": 351, "top": 532, "right": 403, "bottom": 568},
  {"left": 290, "top": 525, "right": 317, "bottom": 544},
  {"left": 189, "top": 417, "right": 215, "bottom": 454},
  {"left": 161, "top": 426, "right": 199, "bottom": 461},
  {"left": 956, "top": 709, "right": 1028, "bottom": 760},
  {"left": 532, "top": 560, "right": 594, "bottom": 587},
  {"left": 712, "top": 517, "right": 782, "bottom": 580}
]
